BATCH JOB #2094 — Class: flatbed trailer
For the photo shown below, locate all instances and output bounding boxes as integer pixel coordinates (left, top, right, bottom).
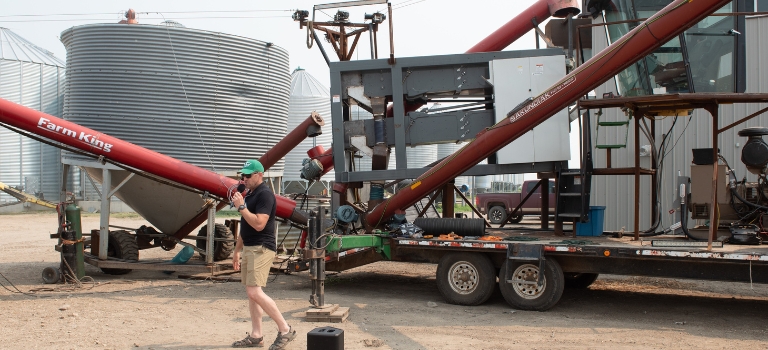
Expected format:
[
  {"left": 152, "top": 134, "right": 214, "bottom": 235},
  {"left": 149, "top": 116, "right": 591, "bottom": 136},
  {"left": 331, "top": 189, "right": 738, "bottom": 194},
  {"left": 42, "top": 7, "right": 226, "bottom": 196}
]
[{"left": 318, "top": 230, "right": 768, "bottom": 311}]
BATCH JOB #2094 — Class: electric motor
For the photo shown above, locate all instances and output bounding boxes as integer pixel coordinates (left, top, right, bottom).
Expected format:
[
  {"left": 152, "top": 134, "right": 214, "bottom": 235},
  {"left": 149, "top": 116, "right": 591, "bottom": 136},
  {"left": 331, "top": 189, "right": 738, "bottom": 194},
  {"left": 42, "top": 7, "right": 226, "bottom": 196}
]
[
  {"left": 336, "top": 205, "right": 359, "bottom": 223},
  {"left": 738, "top": 127, "right": 768, "bottom": 174},
  {"left": 300, "top": 158, "right": 324, "bottom": 180}
]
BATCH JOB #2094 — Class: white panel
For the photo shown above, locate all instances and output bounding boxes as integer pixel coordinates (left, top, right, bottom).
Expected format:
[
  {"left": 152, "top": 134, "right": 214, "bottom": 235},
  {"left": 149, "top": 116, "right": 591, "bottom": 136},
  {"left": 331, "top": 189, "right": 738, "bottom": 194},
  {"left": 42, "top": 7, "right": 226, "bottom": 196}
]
[
  {"left": 529, "top": 55, "right": 570, "bottom": 162},
  {"left": 492, "top": 57, "right": 534, "bottom": 163},
  {"left": 491, "top": 55, "right": 570, "bottom": 164}
]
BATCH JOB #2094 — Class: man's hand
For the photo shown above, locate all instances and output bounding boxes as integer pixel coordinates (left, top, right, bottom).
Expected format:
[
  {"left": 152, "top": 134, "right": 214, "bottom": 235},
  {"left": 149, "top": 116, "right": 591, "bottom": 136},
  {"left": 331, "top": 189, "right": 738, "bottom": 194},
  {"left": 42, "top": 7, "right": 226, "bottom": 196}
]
[
  {"left": 233, "top": 252, "right": 241, "bottom": 271},
  {"left": 232, "top": 192, "right": 245, "bottom": 209}
]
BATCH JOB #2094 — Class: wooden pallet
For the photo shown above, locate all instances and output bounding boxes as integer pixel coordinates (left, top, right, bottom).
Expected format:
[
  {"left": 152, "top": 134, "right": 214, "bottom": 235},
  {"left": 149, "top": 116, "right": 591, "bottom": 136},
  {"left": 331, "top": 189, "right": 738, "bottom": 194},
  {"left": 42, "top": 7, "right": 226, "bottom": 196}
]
[{"left": 303, "top": 304, "right": 349, "bottom": 323}]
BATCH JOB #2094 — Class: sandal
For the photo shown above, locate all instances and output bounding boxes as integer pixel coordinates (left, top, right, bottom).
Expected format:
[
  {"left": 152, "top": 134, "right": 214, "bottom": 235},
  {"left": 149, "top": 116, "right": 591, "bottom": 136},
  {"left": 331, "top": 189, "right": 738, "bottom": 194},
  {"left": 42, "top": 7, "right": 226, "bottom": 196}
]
[
  {"left": 232, "top": 333, "right": 264, "bottom": 348},
  {"left": 268, "top": 326, "right": 297, "bottom": 350}
]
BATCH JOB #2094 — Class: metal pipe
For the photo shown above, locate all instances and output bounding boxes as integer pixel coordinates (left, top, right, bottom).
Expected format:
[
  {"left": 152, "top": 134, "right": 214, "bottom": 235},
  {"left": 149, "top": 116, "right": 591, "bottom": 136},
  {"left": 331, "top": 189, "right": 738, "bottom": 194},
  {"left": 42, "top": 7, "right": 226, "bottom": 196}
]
[
  {"left": 312, "top": 28, "right": 331, "bottom": 67},
  {"left": 0, "top": 99, "right": 307, "bottom": 227},
  {"left": 367, "top": 0, "right": 732, "bottom": 227},
  {"left": 634, "top": 110, "right": 641, "bottom": 240},
  {"left": 170, "top": 114, "right": 324, "bottom": 239},
  {"left": 369, "top": 23, "right": 375, "bottom": 59},
  {"left": 259, "top": 112, "right": 325, "bottom": 170},
  {"left": 308, "top": 145, "right": 335, "bottom": 177},
  {"left": 467, "top": 0, "right": 579, "bottom": 53},
  {"left": 708, "top": 107, "right": 719, "bottom": 251},
  {"left": 99, "top": 168, "right": 111, "bottom": 260},
  {"left": 386, "top": 0, "right": 580, "bottom": 118},
  {"left": 206, "top": 207, "right": 215, "bottom": 264},
  {"left": 387, "top": 2, "right": 394, "bottom": 64}
]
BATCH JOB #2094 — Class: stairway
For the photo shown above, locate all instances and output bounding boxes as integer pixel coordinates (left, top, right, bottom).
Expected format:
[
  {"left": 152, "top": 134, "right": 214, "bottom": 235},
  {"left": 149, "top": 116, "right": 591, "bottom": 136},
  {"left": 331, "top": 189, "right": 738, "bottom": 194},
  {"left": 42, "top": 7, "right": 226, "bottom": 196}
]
[{"left": 555, "top": 155, "right": 593, "bottom": 223}]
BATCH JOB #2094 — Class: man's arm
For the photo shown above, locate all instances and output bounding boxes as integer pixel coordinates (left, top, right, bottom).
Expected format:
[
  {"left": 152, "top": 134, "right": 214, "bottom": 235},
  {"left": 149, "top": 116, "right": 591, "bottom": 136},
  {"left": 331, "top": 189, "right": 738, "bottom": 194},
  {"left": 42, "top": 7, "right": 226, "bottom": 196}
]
[
  {"left": 233, "top": 234, "right": 243, "bottom": 271},
  {"left": 241, "top": 209, "right": 270, "bottom": 232},
  {"left": 231, "top": 191, "right": 270, "bottom": 231}
]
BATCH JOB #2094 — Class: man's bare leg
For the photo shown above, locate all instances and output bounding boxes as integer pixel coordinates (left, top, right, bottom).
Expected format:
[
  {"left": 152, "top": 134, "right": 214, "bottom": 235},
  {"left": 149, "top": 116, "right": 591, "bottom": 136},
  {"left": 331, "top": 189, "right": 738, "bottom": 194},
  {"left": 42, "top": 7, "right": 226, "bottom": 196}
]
[
  {"left": 246, "top": 286, "right": 290, "bottom": 334},
  {"left": 248, "top": 296, "right": 264, "bottom": 338}
]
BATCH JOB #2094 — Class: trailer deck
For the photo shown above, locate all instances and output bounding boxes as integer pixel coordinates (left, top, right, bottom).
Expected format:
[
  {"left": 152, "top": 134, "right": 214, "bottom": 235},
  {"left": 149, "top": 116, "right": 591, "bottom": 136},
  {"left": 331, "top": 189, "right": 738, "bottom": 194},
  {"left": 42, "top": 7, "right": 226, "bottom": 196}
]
[{"left": 390, "top": 231, "right": 768, "bottom": 285}]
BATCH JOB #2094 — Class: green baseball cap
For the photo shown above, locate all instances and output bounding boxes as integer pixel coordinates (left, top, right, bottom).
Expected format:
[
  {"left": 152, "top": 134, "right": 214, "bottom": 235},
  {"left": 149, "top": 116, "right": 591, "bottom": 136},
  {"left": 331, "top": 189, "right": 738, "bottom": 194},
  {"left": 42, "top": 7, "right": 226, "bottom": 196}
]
[{"left": 239, "top": 159, "right": 264, "bottom": 174}]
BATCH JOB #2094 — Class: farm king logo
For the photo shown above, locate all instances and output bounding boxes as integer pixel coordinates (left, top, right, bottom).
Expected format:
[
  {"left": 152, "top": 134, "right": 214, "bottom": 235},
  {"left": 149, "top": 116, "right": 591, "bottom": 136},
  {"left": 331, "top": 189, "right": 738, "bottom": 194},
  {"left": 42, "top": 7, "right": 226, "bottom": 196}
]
[
  {"left": 37, "top": 117, "right": 113, "bottom": 153},
  {"left": 508, "top": 76, "right": 576, "bottom": 123}
]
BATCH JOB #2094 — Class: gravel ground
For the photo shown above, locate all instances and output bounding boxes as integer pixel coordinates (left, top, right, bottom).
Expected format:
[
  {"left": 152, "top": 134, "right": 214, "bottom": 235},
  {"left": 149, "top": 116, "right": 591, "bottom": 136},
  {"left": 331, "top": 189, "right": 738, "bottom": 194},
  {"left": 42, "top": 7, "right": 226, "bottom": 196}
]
[{"left": 1, "top": 212, "right": 767, "bottom": 349}]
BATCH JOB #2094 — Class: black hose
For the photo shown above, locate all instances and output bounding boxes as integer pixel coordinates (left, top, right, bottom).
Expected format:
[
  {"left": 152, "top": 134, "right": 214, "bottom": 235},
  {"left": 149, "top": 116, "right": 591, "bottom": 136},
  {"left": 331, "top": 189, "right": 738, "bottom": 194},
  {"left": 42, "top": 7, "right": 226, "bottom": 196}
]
[
  {"left": 678, "top": 201, "right": 707, "bottom": 241},
  {"left": 413, "top": 218, "right": 485, "bottom": 237},
  {"left": 731, "top": 185, "right": 768, "bottom": 210}
]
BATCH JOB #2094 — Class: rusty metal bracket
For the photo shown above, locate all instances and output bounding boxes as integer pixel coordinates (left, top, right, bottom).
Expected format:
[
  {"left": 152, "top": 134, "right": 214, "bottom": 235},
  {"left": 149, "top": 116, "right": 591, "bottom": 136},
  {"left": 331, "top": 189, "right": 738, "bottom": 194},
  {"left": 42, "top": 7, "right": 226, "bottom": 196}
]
[
  {"left": 303, "top": 248, "right": 326, "bottom": 260},
  {"left": 506, "top": 244, "right": 546, "bottom": 287}
]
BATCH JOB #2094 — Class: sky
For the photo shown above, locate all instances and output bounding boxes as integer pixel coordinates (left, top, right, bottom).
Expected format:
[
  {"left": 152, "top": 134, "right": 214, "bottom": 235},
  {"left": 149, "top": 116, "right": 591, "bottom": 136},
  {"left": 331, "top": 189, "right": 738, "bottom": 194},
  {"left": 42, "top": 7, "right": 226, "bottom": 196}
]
[
  {"left": 1, "top": 0, "right": 581, "bottom": 171},
  {"left": 1, "top": 0, "right": 553, "bottom": 89}
]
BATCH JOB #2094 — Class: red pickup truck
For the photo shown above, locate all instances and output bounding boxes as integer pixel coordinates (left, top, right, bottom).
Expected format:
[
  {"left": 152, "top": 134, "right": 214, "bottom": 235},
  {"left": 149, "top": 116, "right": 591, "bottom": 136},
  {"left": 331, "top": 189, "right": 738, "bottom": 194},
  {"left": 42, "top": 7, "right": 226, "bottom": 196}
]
[{"left": 476, "top": 180, "right": 556, "bottom": 224}]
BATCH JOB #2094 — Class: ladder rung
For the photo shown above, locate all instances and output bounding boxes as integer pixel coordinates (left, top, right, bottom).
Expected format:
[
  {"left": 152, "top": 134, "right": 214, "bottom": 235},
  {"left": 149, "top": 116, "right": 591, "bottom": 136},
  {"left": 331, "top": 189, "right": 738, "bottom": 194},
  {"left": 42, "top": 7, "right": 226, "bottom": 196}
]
[
  {"left": 557, "top": 213, "right": 583, "bottom": 218},
  {"left": 596, "top": 144, "right": 625, "bottom": 149},
  {"left": 598, "top": 121, "right": 630, "bottom": 126},
  {"left": 559, "top": 193, "right": 582, "bottom": 197},
  {"left": 561, "top": 171, "right": 581, "bottom": 176}
]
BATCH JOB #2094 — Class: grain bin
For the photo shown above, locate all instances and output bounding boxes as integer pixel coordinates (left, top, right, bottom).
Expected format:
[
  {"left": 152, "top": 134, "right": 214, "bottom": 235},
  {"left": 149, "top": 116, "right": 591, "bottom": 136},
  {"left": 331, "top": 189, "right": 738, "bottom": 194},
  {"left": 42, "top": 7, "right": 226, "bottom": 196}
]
[
  {"left": 0, "top": 28, "right": 65, "bottom": 204},
  {"left": 60, "top": 23, "right": 290, "bottom": 174},
  {"left": 58, "top": 21, "right": 290, "bottom": 234},
  {"left": 283, "top": 68, "right": 333, "bottom": 194}
]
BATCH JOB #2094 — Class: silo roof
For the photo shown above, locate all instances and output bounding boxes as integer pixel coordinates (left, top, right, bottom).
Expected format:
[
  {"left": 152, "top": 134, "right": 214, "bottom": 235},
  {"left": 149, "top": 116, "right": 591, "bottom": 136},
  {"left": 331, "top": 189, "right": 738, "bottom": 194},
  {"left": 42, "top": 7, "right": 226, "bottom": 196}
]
[
  {"left": 0, "top": 27, "right": 64, "bottom": 66},
  {"left": 290, "top": 68, "right": 329, "bottom": 98}
]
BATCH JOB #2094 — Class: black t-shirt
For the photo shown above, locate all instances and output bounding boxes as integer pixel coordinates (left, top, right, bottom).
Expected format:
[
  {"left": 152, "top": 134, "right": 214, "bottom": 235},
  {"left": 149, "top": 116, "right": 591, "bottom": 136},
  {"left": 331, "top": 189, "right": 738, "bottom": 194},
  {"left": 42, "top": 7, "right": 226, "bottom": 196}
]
[{"left": 240, "top": 183, "right": 277, "bottom": 251}]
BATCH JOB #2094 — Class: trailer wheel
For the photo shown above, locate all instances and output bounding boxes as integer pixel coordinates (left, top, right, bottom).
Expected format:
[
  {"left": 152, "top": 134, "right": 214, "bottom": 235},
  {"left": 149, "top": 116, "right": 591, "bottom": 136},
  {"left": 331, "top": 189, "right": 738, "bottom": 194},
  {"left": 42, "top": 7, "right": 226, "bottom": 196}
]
[
  {"left": 488, "top": 206, "right": 507, "bottom": 224},
  {"left": 42, "top": 266, "right": 61, "bottom": 284},
  {"left": 100, "top": 230, "right": 139, "bottom": 275},
  {"left": 498, "top": 259, "right": 564, "bottom": 311},
  {"left": 436, "top": 253, "right": 496, "bottom": 305},
  {"left": 564, "top": 273, "right": 599, "bottom": 289},
  {"left": 196, "top": 223, "right": 234, "bottom": 261},
  {"left": 508, "top": 214, "right": 523, "bottom": 224}
]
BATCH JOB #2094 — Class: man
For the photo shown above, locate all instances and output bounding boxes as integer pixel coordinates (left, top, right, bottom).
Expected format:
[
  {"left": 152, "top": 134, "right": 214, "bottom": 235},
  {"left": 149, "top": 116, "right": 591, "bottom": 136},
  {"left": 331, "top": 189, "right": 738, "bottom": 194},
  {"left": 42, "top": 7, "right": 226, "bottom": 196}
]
[{"left": 231, "top": 159, "right": 296, "bottom": 349}]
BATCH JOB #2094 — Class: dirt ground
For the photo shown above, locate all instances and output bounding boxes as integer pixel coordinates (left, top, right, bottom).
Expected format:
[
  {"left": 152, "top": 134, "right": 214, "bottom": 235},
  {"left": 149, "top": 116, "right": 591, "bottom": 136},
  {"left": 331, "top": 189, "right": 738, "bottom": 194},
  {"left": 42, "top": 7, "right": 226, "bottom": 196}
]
[{"left": 1, "top": 212, "right": 768, "bottom": 350}]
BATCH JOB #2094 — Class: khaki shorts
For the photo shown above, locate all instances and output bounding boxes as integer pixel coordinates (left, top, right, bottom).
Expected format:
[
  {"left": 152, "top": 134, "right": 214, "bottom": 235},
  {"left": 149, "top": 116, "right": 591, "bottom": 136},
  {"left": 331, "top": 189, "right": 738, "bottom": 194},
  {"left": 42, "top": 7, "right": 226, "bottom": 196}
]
[{"left": 240, "top": 245, "right": 276, "bottom": 287}]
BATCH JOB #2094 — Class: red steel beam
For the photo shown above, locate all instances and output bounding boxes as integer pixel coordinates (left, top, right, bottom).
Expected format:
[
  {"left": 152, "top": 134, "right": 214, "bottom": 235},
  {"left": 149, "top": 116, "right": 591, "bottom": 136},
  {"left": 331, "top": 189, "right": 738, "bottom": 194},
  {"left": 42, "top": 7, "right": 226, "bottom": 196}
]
[
  {"left": 0, "top": 100, "right": 308, "bottom": 228},
  {"left": 367, "top": 0, "right": 732, "bottom": 227}
]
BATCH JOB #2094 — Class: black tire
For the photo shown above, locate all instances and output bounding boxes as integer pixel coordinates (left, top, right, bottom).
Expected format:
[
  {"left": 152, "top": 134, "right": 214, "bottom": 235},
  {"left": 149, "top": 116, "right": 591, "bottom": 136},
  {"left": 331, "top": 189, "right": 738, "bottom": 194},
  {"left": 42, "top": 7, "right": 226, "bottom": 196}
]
[
  {"left": 197, "top": 223, "right": 235, "bottom": 261},
  {"left": 508, "top": 214, "right": 523, "bottom": 224},
  {"left": 564, "top": 273, "right": 599, "bottom": 289},
  {"left": 436, "top": 253, "right": 496, "bottom": 306},
  {"left": 42, "top": 266, "right": 61, "bottom": 284},
  {"left": 100, "top": 230, "right": 139, "bottom": 275},
  {"left": 498, "top": 258, "right": 564, "bottom": 311},
  {"left": 488, "top": 206, "right": 507, "bottom": 224}
]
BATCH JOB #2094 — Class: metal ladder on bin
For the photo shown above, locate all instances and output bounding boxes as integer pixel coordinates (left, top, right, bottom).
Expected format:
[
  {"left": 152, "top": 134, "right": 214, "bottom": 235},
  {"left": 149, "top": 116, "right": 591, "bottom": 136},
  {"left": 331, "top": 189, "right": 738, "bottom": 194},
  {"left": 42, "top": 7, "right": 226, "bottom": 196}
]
[{"left": 595, "top": 108, "right": 631, "bottom": 150}]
